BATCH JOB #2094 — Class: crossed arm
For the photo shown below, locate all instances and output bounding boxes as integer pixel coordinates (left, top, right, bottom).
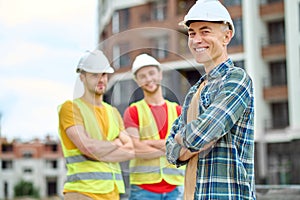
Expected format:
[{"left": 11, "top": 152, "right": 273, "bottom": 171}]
[
  {"left": 166, "top": 115, "right": 217, "bottom": 166},
  {"left": 167, "top": 72, "right": 253, "bottom": 165},
  {"left": 175, "top": 133, "right": 216, "bottom": 161},
  {"left": 126, "top": 127, "right": 166, "bottom": 159},
  {"left": 66, "top": 125, "right": 135, "bottom": 162}
]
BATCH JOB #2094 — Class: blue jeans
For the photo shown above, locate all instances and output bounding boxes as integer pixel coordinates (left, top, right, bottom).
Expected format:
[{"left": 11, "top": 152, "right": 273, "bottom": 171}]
[{"left": 129, "top": 185, "right": 183, "bottom": 200}]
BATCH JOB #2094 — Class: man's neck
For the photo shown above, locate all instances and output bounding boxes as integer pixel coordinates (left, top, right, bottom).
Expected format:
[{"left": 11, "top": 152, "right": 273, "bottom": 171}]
[
  {"left": 203, "top": 54, "right": 228, "bottom": 74},
  {"left": 81, "top": 92, "right": 103, "bottom": 106},
  {"left": 144, "top": 87, "right": 165, "bottom": 106}
]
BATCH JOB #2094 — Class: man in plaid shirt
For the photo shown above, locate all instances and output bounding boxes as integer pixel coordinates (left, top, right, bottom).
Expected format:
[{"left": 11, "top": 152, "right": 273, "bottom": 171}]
[{"left": 166, "top": 0, "right": 256, "bottom": 199}]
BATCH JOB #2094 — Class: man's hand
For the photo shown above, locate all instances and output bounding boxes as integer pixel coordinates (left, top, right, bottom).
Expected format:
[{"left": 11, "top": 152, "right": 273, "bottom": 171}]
[
  {"left": 179, "top": 147, "right": 200, "bottom": 161},
  {"left": 175, "top": 133, "right": 183, "bottom": 145},
  {"left": 143, "top": 139, "right": 166, "bottom": 152},
  {"left": 112, "top": 138, "right": 123, "bottom": 147}
]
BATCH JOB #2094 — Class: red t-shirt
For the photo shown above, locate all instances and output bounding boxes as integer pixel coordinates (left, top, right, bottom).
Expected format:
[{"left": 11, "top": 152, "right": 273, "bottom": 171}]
[{"left": 123, "top": 102, "right": 181, "bottom": 193}]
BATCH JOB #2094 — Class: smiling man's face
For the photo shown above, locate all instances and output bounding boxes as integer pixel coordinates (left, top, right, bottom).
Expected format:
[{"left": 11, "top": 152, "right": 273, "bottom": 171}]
[{"left": 188, "top": 21, "right": 232, "bottom": 70}]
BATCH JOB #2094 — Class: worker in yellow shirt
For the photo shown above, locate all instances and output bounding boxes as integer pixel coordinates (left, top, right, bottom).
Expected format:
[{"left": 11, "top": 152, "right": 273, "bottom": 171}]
[{"left": 58, "top": 49, "right": 134, "bottom": 200}]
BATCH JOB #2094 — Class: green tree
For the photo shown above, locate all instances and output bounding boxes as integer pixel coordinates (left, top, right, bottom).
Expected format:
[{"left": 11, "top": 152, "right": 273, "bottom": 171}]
[{"left": 14, "top": 179, "right": 39, "bottom": 198}]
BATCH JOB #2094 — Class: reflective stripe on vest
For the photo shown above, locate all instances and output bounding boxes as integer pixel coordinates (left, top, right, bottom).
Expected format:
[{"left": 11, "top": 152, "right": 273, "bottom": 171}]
[
  {"left": 129, "top": 99, "right": 185, "bottom": 185},
  {"left": 67, "top": 172, "right": 123, "bottom": 182},
  {"left": 130, "top": 166, "right": 185, "bottom": 176},
  {"left": 58, "top": 99, "right": 125, "bottom": 194}
]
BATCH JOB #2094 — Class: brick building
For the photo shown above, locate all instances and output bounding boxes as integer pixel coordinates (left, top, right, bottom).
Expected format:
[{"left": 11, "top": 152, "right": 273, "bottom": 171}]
[{"left": 0, "top": 136, "right": 65, "bottom": 199}]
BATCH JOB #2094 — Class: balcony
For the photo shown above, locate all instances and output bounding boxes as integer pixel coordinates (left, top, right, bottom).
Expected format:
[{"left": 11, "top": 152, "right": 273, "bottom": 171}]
[
  {"left": 261, "top": 43, "right": 286, "bottom": 61},
  {"left": 263, "top": 85, "right": 288, "bottom": 102},
  {"left": 260, "top": 1, "right": 284, "bottom": 21}
]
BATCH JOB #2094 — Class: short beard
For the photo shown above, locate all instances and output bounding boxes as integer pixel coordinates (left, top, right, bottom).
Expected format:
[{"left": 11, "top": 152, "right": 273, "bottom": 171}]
[
  {"left": 90, "top": 87, "right": 105, "bottom": 96},
  {"left": 142, "top": 83, "right": 160, "bottom": 94},
  {"left": 94, "top": 90, "right": 105, "bottom": 96}
]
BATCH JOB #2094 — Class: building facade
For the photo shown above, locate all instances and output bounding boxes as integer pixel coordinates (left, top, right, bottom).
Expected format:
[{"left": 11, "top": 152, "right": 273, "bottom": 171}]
[
  {"left": 98, "top": 0, "right": 300, "bottom": 185},
  {"left": 0, "top": 136, "right": 66, "bottom": 199}
]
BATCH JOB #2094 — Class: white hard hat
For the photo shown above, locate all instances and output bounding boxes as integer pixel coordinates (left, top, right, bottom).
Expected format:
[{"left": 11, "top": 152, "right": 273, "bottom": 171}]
[
  {"left": 76, "top": 50, "right": 114, "bottom": 73},
  {"left": 131, "top": 54, "right": 160, "bottom": 75},
  {"left": 179, "top": 0, "right": 235, "bottom": 37}
]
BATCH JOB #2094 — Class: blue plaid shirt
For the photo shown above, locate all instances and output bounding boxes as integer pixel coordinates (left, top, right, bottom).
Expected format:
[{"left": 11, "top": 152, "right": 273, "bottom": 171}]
[{"left": 166, "top": 59, "right": 256, "bottom": 199}]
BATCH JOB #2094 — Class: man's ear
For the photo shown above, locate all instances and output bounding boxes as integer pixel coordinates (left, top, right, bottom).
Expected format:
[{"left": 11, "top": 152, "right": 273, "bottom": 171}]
[
  {"left": 79, "top": 73, "right": 84, "bottom": 82},
  {"left": 223, "top": 30, "right": 233, "bottom": 45}
]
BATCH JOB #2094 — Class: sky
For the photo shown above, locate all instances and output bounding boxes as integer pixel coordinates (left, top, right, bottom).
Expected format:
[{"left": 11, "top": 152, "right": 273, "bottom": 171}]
[{"left": 0, "top": 0, "right": 98, "bottom": 141}]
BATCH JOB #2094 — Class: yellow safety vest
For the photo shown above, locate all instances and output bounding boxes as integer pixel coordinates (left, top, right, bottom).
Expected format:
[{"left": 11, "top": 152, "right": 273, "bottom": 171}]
[
  {"left": 129, "top": 99, "right": 185, "bottom": 185},
  {"left": 58, "top": 98, "right": 125, "bottom": 194}
]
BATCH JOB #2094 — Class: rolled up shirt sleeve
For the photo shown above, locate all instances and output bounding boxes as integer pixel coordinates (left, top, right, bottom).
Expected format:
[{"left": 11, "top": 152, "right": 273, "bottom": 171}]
[
  {"left": 166, "top": 117, "right": 189, "bottom": 167},
  {"left": 182, "top": 69, "right": 252, "bottom": 153}
]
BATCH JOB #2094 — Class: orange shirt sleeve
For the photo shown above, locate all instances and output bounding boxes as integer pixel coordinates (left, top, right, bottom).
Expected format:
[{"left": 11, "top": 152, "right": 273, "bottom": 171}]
[
  {"left": 59, "top": 100, "right": 83, "bottom": 150},
  {"left": 59, "top": 100, "right": 84, "bottom": 129}
]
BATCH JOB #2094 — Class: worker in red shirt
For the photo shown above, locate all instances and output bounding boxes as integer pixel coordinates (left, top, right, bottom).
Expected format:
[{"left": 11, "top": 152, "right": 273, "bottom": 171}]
[{"left": 123, "top": 54, "right": 184, "bottom": 200}]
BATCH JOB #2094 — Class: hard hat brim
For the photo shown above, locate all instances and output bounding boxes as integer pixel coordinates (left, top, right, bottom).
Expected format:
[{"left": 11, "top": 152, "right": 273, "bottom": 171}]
[
  {"left": 178, "top": 19, "right": 235, "bottom": 37},
  {"left": 76, "top": 66, "right": 114, "bottom": 74}
]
